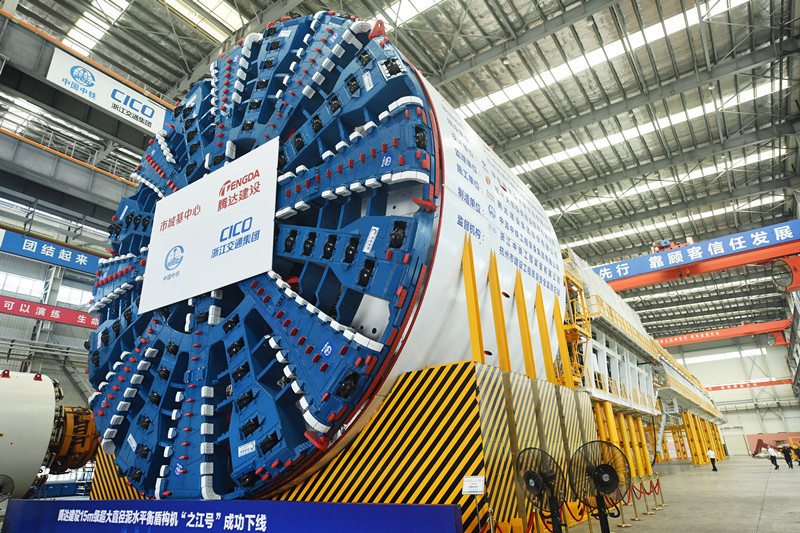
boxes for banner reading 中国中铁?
[46,48,167,134]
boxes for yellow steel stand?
[601,401,628,527]
[625,415,646,479]
[699,419,713,459]
[691,414,709,464]
[627,414,654,516]
[708,420,725,460]
[593,403,608,441]
[713,424,727,459]
[616,413,637,477]
[694,415,709,457]
[661,434,670,461]
[673,429,686,460]
[462,234,485,364]
[710,424,722,459]
[634,417,661,511]
[553,298,575,389]
[649,422,662,464]
[635,417,653,476]
[680,429,690,460]
[690,414,706,464]
[686,413,706,465]
[488,252,512,372]
[602,402,620,449]
[534,284,557,384]
[513,271,537,379]
[680,414,696,464]
[614,412,640,523]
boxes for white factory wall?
[0,251,95,405]
[669,337,800,455]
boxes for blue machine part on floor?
[85,12,438,500]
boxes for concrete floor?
[566,456,800,532]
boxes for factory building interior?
[0,0,798,531]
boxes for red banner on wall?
[0,295,98,329]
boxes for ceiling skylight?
[514,80,783,177]
[456,0,751,119]
[547,149,782,217]
[166,0,244,42]
[567,194,784,248]
[63,0,130,56]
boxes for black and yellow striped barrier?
[91,448,146,500]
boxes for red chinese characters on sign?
[218,181,261,212]
[0,295,98,329]
[159,204,202,232]
[657,330,722,346]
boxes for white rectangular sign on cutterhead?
[138,139,278,313]
[46,48,167,134]
[462,475,485,495]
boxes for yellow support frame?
[634,416,653,475]
[534,284,557,383]
[487,252,512,372]
[624,414,646,478]
[616,412,637,477]
[593,402,609,441]
[461,234,484,364]
[513,271,537,379]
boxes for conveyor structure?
[563,251,724,423]
[86,12,565,500]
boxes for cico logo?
[111,89,156,118]
[219,169,260,197]
[220,217,253,242]
[164,245,184,271]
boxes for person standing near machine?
[768,445,779,469]
[706,447,718,471]
[780,446,794,469]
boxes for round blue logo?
[165,245,184,271]
[70,65,95,87]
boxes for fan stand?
[546,492,563,533]
[594,490,611,533]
